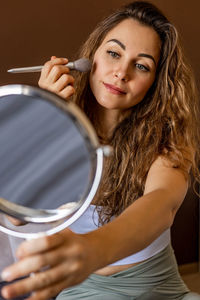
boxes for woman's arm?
[1,156,189,300]
[86,156,189,267]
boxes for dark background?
[0,0,199,265]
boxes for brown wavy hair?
[71,1,200,224]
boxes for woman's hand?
[38,56,75,100]
[1,229,97,300]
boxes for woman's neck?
[96,108,120,139]
[95,105,130,140]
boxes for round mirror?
[0,85,106,239]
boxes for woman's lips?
[103,83,126,95]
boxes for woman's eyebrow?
[106,39,126,50]
[106,39,156,66]
[138,53,156,66]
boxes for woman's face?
[89,19,161,112]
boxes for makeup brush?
[7,58,92,73]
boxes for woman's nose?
[113,65,130,82]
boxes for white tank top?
[70,205,170,266]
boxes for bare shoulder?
[144,155,190,211]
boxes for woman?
[1,1,200,300]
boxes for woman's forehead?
[101,19,161,63]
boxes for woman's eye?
[135,63,149,72]
[107,50,120,59]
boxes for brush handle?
[7,62,74,74]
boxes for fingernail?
[1,270,11,281]
[1,287,10,299]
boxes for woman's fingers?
[40,57,68,80]
[38,56,76,100]
[26,272,84,300]
[1,252,87,300]
[16,229,72,258]
[2,270,77,300]
[46,65,71,84]
[2,229,73,282]
[2,247,65,281]
[53,73,75,92]
[24,279,71,300]
[6,216,27,226]
[1,264,66,300]
[1,230,94,300]
[24,278,71,300]
[59,85,75,99]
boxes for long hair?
[72,1,200,224]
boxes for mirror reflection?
[0,94,91,211]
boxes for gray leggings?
[56,244,200,300]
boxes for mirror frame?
[0,84,104,239]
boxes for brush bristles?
[74,58,92,72]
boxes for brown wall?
[1,0,200,87]
[1,0,200,264]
